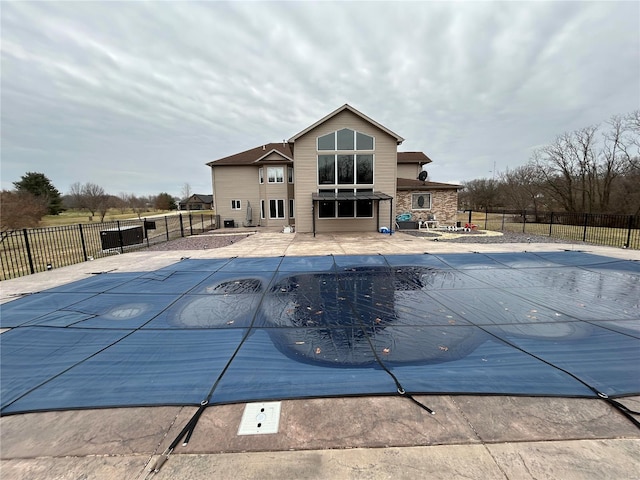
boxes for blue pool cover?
[1,252,639,415]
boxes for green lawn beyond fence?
[1,213,220,280]
[463,210,639,250]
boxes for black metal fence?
[1,213,220,281]
[464,209,640,250]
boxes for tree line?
[459,111,639,216]
[1,172,182,230]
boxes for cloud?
[1,1,638,197]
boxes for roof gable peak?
[288,104,404,144]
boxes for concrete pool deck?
[1,230,639,479]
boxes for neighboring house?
[178,194,213,211]
[207,104,459,234]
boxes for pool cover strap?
[597,394,640,429]
[350,295,436,415]
[154,258,286,474]
[152,400,208,473]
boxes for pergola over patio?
[310,191,394,237]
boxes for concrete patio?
[1,230,639,480]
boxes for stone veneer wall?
[396,190,459,225]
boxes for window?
[336,129,354,150]
[289,199,295,218]
[317,189,373,219]
[231,199,241,210]
[318,132,335,150]
[356,132,374,150]
[318,189,335,218]
[356,189,373,218]
[267,166,284,183]
[318,155,373,186]
[317,129,374,187]
[318,155,335,184]
[411,193,432,210]
[317,129,374,151]
[337,189,354,217]
[337,155,354,184]
[258,167,264,184]
[356,155,373,184]
[260,200,265,219]
[269,199,285,218]
[288,166,294,183]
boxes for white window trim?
[411,193,432,210]
[317,129,375,151]
[259,167,264,184]
[316,154,375,187]
[289,199,295,218]
[269,199,285,219]
[288,166,294,183]
[316,189,374,219]
[231,199,241,210]
[267,166,284,184]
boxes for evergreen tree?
[154,192,177,210]
[13,172,64,215]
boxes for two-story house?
[207,104,459,235]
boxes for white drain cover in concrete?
[237,402,282,435]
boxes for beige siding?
[212,166,261,227]
[262,170,290,227]
[213,163,294,228]
[397,164,421,179]
[293,110,398,234]
[287,182,295,225]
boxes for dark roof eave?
[397,185,461,191]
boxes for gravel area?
[145,233,252,251]
[401,230,587,244]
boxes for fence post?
[189,214,193,236]
[201,214,205,233]
[179,214,184,237]
[549,212,554,237]
[22,229,35,274]
[484,207,488,230]
[501,210,505,231]
[625,215,633,248]
[522,210,526,233]
[117,221,124,254]
[165,216,170,241]
[78,224,88,261]
[582,214,589,242]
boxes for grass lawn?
[40,209,216,227]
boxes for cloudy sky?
[2,1,638,199]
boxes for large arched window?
[317,129,374,151]
[317,129,374,187]
[316,129,375,219]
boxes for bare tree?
[459,178,501,210]
[180,183,192,201]
[68,182,85,209]
[625,110,640,169]
[129,195,148,219]
[116,192,131,213]
[1,190,47,230]
[597,115,630,212]
[532,113,639,214]
[499,163,545,214]
[79,183,107,217]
